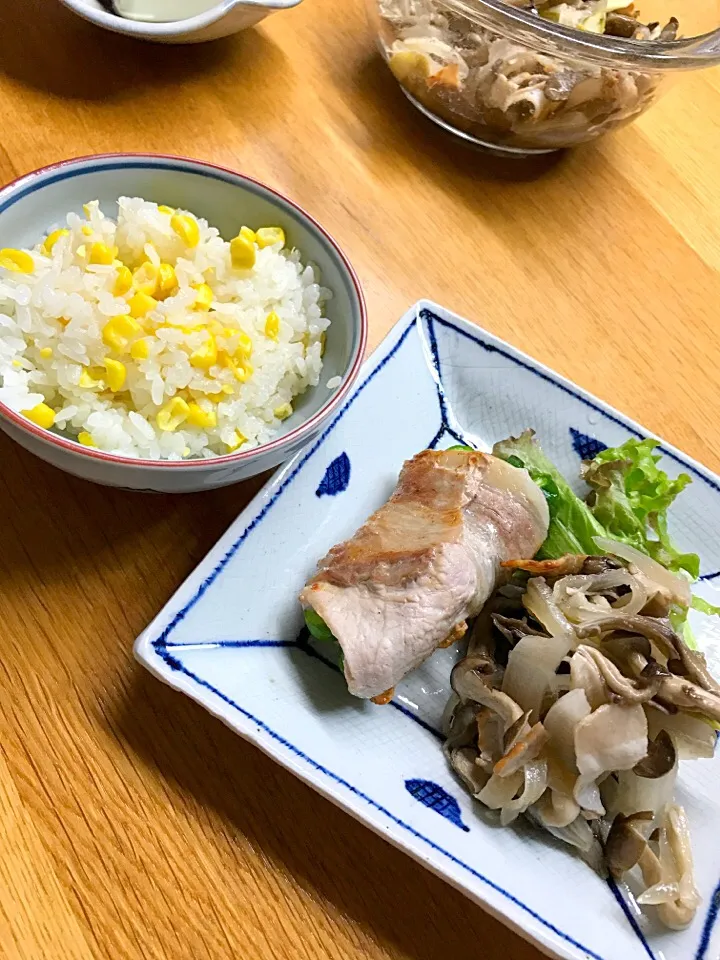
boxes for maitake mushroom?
[444,558,716,929]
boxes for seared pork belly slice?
[300,449,549,700]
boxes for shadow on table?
[0,432,263,588]
[349,51,567,185]
[112,664,537,960]
[332,48,623,275]
[0,0,274,103]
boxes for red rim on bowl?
[0,154,368,469]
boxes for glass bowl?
[369,0,720,154]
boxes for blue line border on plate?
[424,309,720,494]
[146,306,720,960]
[607,879,657,960]
[154,643,606,960]
[696,878,720,960]
[155,635,447,742]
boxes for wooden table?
[1,2,719,958]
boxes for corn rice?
[0,198,332,460]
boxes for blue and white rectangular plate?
[135,301,720,960]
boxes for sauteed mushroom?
[444,553,713,930]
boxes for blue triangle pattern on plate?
[405,779,470,832]
[570,427,608,461]
[316,452,351,497]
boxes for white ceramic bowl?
[59,0,301,44]
[0,154,367,493]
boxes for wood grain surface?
[0,1,718,958]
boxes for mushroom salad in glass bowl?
[368,0,720,154]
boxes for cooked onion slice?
[553,570,648,623]
[593,537,691,606]
[636,805,701,929]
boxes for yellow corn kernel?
[186,403,217,429]
[157,205,174,215]
[132,262,159,297]
[0,249,34,273]
[274,402,293,421]
[113,264,133,297]
[235,332,253,358]
[264,311,280,341]
[226,430,247,452]
[11,359,22,369]
[21,402,55,429]
[130,337,150,361]
[181,320,207,333]
[158,318,204,336]
[43,229,69,255]
[255,227,285,249]
[39,347,53,359]
[240,226,256,243]
[189,335,217,369]
[103,357,126,392]
[156,397,190,432]
[230,234,256,270]
[79,368,101,389]
[156,263,177,300]
[191,282,214,311]
[170,213,200,248]
[88,242,117,265]
[233,360,253,383]
[102,314,142,352]
[77,432,95,447]
[81,225,93,237]
[206,391,225,403]
[128,292,158,318]
[222,384,234,395]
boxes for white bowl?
[0,154,367,493]
[58,0,301,44]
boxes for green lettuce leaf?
[493,431,606,558]
[494,433,718,642]
[691,596,720,617]
[673,599,720,654]
[582,438,698,578]
[669,602,697,649]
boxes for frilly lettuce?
[582,438,697,578]
[493,431,699,580]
